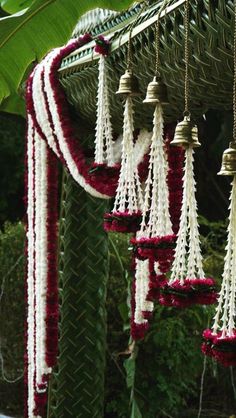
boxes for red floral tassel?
[202,329,236,367]
[160,278,217,308]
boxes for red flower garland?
[159,278,217,308]
[202,329,236,367]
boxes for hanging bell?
[143,76,169,105]
[116,69,140,96]
[218,142,236,176]
[171,116,201,148]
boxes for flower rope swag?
[159,147,217,308]
[93,36,116,170]
[25,32,152,417]
[202,178,236,366]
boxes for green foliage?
[0,0,137,113]
[0,221,25,417]
[0,112,25,226]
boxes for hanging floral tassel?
[165,125,184,235]
[160,147,217,308]
[104,95,143,233]
[131,258,154,340]
[131,104,176,274]
[202,177,236,367]
[92,36,116,170]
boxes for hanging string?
[126,1,148,72]
[233,0,236,143]
[184,0,190,116]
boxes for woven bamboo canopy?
[59,0,234,132]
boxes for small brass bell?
[116,69,140,96]
[143,76,169,105]
[171,116,201,148]
[218,142,236,176]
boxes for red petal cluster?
[202,329,236,367]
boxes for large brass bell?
[116,69,140,96]
[171,116,201,148]
[218,142,236,176]
[143,76,169,105]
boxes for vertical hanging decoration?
[93,36,116,169]
[159,0,217,308]
[104,5,145,234]
[131,1,176,339]
[202,1,236,367]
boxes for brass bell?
[116,69,140,96]
[218,142,236,176]
[143,76,169,105]
[171,116,201,148]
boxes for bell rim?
[217,170,236,176]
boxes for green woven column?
[49,172,109,418]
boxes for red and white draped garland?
[202,177,236,366]
[160,147,217,308]
[25,35,153,417]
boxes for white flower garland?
[212,177,236,337]
[134,259,153,325]
[26,40,153,418]
[113,97,143,213]
[95,55,115,166]
[26,116,36,418]
[139,104,172,238]
[170,147,205,284]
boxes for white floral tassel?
[140,104,172,238]
[212,177,236,336]
[170,147,204,284]
[113,96,143,213]
[132,104,175,283]
[202,177,236,366]
[160,147,217,308]
[132,259,153,340]
[104,96,143,233]
[94,55,114,166]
